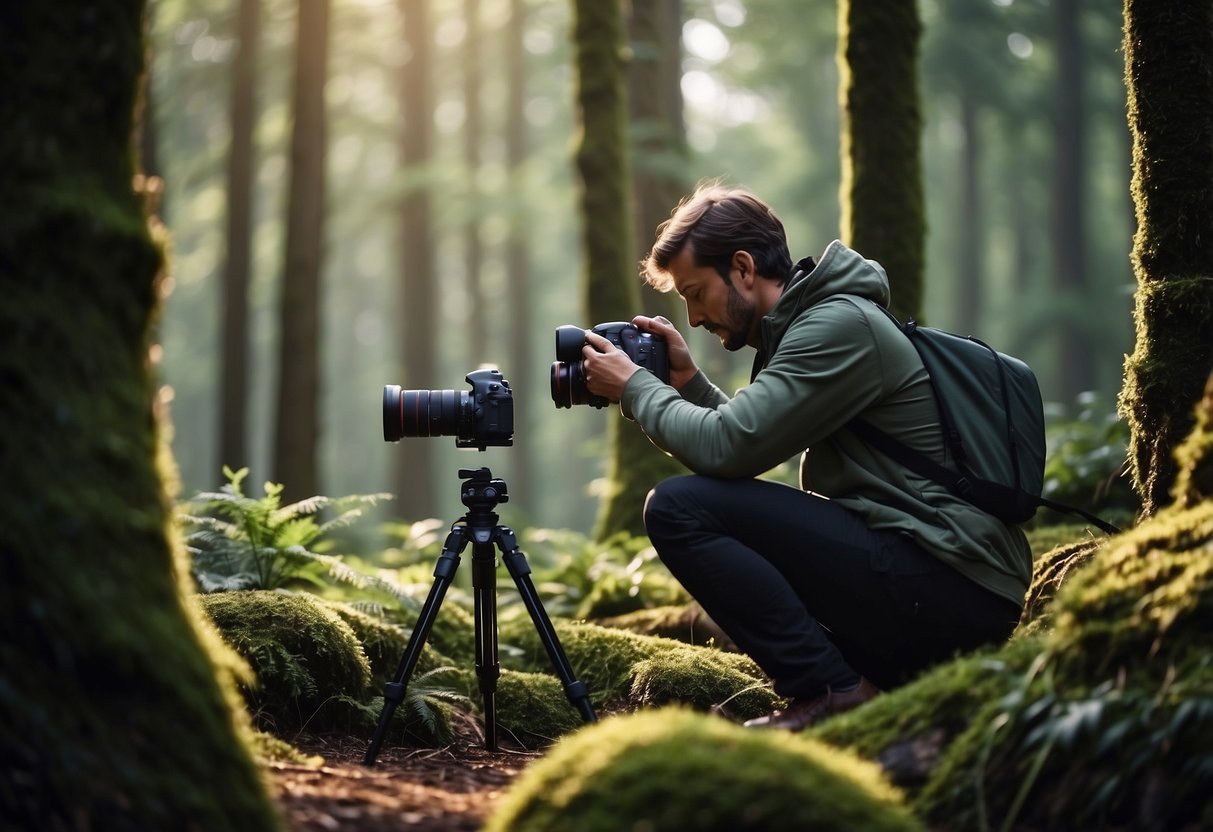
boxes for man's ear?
[733,250,757,287]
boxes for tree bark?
[572,0,666,540]
[393,0,439,521]
[837,0,925,322]
[505,0,535,508]
[272,0,329,501]
[220,0,260,476]
[1118,0,1213,516]
[0,3,278,827]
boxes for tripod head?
[458,467,508,513]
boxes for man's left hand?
[582,330,642,403]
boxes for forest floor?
[269,733,541,831]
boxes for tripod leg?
[497,528,598,725]
[471,539,501,750]
[363,526,467,766]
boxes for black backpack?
[849,305,1119,535]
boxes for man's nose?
[685,301,703,328]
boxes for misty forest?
[4,0,1213,830]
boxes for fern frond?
[271,495,331,525]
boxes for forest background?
[149,0,1131,542]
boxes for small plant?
[521,528,689,619]
[1042,393,1136,518]
[181,466,393,594]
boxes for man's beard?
[716,282,753,352]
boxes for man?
[581,184,1030,731]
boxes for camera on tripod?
[550,321,670,409]
[382,368,513,450]
[367,367,597,763]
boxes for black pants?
[644,475,1021,698]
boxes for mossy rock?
[485,708,922,831]
[501,617,768,710]
[811,637,1041,789]
[628,646,780,721]
[326,601,451,685]
[451,667,587,748]
[385,596,477,665]
[200,590,371,735]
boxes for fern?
[180,466,395,595]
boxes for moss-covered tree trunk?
[0,3,279,828]
[628,0,690,328]
[1118,0,1213,516]
[572,0,671,540]
[837,0,926,322]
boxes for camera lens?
[382,385,467,442]
[550,361,581,409]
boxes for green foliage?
[887,502,1213,830]
[486,708,922,832]
[1041,393,1136,518]
[522,528,690,619]
[181,466,392,594]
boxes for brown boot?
[743,678,880,732]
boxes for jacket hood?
[752,241,892,378]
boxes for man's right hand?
[632,315,699,390]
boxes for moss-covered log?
[0,4,278,827]
[1118,0,1213,515]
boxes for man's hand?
[631,315,699,390]
[582,330,642,403]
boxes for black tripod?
[364,467,597,764]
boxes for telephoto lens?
[383,386,467,442]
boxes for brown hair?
[640,183,793,292]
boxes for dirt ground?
[270,733,541,831]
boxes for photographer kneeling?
[581,184,1030,731]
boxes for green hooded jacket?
[621,240,1032,607]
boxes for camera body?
[383,368,513,450]
[550,321,669,409]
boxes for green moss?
[628,646,780,720]
[906,502,1213,829]
[200,591,372,735]
[1024,522,1108,557]
[501,617,769,713]
[1,6,278,827]
[450,667,586,748]
[1018,537,1106,636]
[1171,373,1213,509]
[487,708,922,832]
[812,638,1040,768]
[596,603,735,649]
